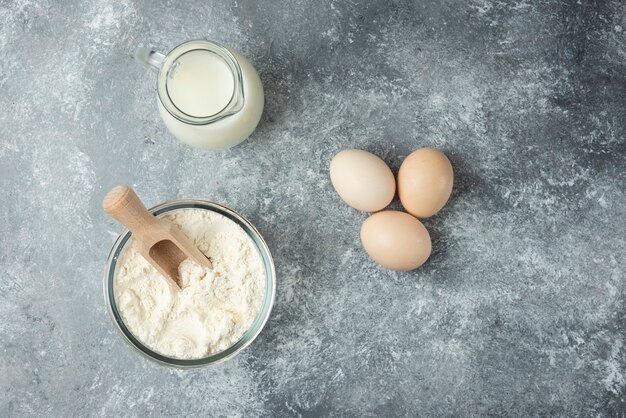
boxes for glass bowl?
[103,198,276,368]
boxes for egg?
[397,147,453,218]
[360,210,432,271]
[330,149,395,212]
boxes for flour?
[114,208,265,359]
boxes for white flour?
[114,208,265,359]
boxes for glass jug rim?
[156,39,245,126]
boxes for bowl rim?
[103,198,276,368]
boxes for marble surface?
[1,0,625,416]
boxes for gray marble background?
[1,0,625,416]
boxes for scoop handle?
[103,186,159,235]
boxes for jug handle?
[135,47,165,72]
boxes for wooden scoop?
[103,185,212,289]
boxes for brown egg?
[397,147,453,218]
[360,210,432,271]
[330,149,395,212]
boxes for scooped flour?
[114,208,265,359]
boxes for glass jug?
[136,40,264,150]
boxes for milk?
[139,40,264,150]
[158,48,264,150]
[167,50,235,117]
